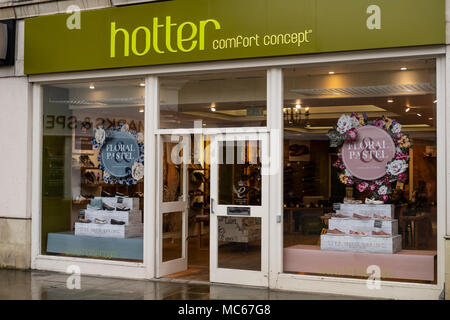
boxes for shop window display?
[282,59,438,283]
[42,79,145,261]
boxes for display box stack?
[320,203,402,254]
[75,197,143,239]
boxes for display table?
[284,244,436,281]
[47,232,143,260]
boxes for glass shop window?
[159,70,267,129]
[41,79,145,262]
[282,59,438,284]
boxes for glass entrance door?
[157,135,189,277]
[210,133,269,287]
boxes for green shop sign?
[24,0,445,74]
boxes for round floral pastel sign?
[341,126,396,181]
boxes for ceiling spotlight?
[89,84,95,89]
[417,113,422,117]
[387,99,394,103]
[428,117,433,120]
[295,104,301,109]
[405,107,410,112]
[211,107,216,112]
[140,83,145,87]
[139,108,144,113]
[400,67,407,71]
[305,107,310,112]
[328,71,335,75]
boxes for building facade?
[0,0,449,299]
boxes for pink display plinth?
[284,245,436,281]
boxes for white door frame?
[209,132,270,287]
[156,134,189,277]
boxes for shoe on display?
[373,214,391,221]
[103,203,115,211]
[77,218,91,223]
[192,172,206,183]
[333,213,349,219]
[115,192,128,197]
[192,202,204,208]
[189,189,204,196]
[94,218,107,224]
[84,171,97,184]
[116,205,130,211]
[365,198,384,205]
[349,230,368,236]
[101,190,114,197]
[74,195,87,201]
[352,213,371,220]
[327,228,345,235]
[372,230,391,237]
[111,219,126,225]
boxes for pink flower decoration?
[395,152,409,161]
[369,184,377,192]
[346,128,357,141]
[398,172,407,182]
[357,182,368,192]
[381,194,388,202]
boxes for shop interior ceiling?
[48,59,436,137]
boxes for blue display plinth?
[47,232,143,260]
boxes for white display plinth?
[320,234,402,254]
[74,222,143,239]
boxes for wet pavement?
[0,269,363,300]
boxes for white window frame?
[30,45,446,299]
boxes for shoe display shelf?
[75,196,143,239]
[321,203,402,254]
[85,209,142,225]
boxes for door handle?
[211,198,215,214]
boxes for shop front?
[24,0,447,299]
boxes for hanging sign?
[341,126,396,181]
[92,123,145,185]
[328,113,411,202]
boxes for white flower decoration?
[136,132,144,144]
[131,162,144,181]
[391,123,402,134]
[120,124,130,132]
[386,160,408,176]
[103,171,111,180]
[337,115,353,134]
[95,128,106,144]
[350,117,360,129]
[378,185,388,195]
[344,169,353,177]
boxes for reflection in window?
[218,140,262,206]
[218,216,261,271]
[282,59,438,284]
[42,79,145,262]
[159,71,267,129]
